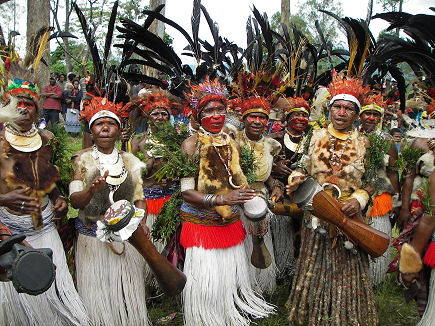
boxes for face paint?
[246,115,267,125]
[366,116,376,121]
[201,114,226,133]
[288,117,308,132]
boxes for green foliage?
[140,123,199,181]
[240,145,258,184]
[364,133,392,190]
[394,142,426,176]
[47,124,76,199]
[151,188,182,242]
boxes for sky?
[163,0,434,62]
[1,0,434,61]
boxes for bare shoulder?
[72,147,92,162]
[181,133,198,155]
[411,137,429,151]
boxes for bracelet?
[0,226,12,235]
[203,194,219,208]
[57,195,67,201]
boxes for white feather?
[0,96,22,123]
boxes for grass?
[61,134,421,325]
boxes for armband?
[351,189,370,211]
[180,177,195,192]
[69,180,85,195]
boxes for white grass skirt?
[182,243,276,326]
[76,234,150,326]
[417,268,435,326]
[0,226,89,326]
[241,212,277,294]
[369,214,392,286]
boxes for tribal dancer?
[359,93,400,285]
[0,76,89,325]
[286,73,378,325]
[130,90,178,253]
[227,96,283,293]
[70,96,150,326]
[180,78,275,326]
[392,103,435,317]
[271,97,311,279]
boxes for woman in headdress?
[359,93,400,285]
[226,95,283,294]
[179,77,275,326]
[0,74,89,325]
[70,95,150,326]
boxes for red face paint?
[246,115,267,125]
[201,114,226,133]
[366,117,376,121]
[288,117,308,132]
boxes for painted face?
[287,110,309,132]
[91,117,120,150]
[199,100,226,133]
[149,107,170,124]
[15,97,38,131]
[361,110,381,132]
[244,112,268,139]
[330,100,357,131]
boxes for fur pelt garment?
[197,132,247,219]
[76,151,145,224]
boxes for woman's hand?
[90,171,109,195]
[221,187,256,205]
[341,198,361,218]
[0,188,39,214]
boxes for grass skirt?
[369,213,392,286]
[76,234,150,326]
[270,213,295,280]
[0,208,89,326]
[417,268,435,326]
[241,212,277,294]
[182,243,275,326]
[287,220,378,325]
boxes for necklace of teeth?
[328,131,352,168]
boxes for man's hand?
[270,186,284,202]
[0,188,39,214]
[221,186,256,205]
[51,197,68,220]
[273,159,292,176]
[286,173,306,196]
[121,127,132,142]
[398,208,411,229]
[341,198,361,218]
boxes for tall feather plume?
[23,26,53,69]
[320,10,358,77]
[103,1,118,72]
[191,0,201,63]
[73,2,103,88]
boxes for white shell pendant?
[229,175,243,189]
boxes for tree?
[27,0,51,84]
[281,0,290,34]
[50,0,75,72]
[295,0,343,45]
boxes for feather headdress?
[80,95,125,126]
[186,76,227,121]
[328,71,369,111]
[361,92,385,116]
[126,90,173,118]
